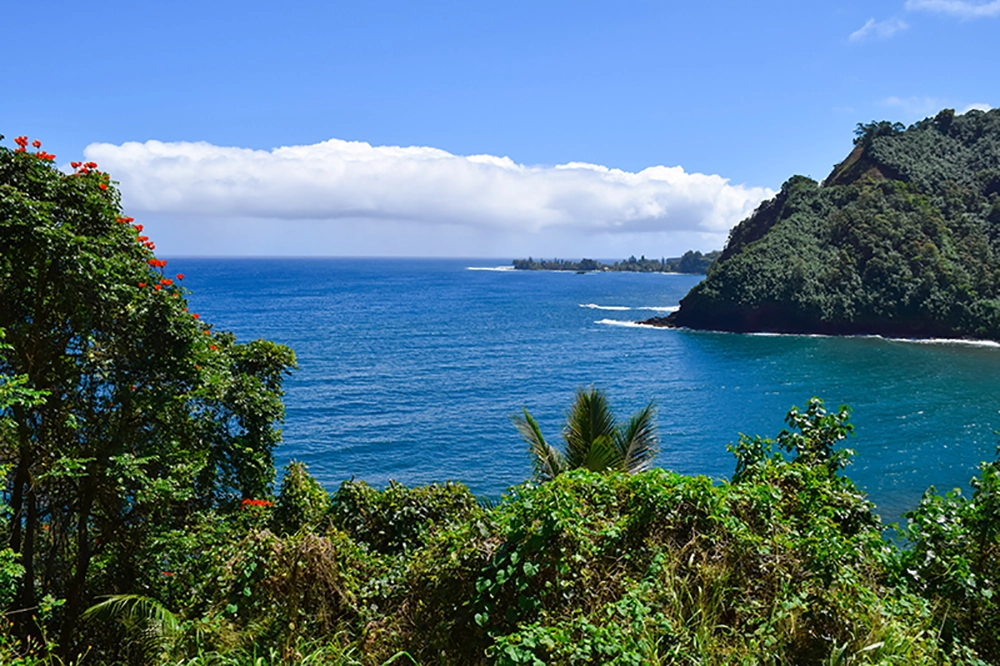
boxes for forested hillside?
[655,108,1000,339]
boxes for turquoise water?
[171,257,1000,524]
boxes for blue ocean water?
[170,257,1000,524]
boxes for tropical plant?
[513,387,658,481]
[81,594,180,663]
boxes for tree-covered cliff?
[655,108,1000,339]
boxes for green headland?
[645,108,1000,341]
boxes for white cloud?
[963,102,993,113]
[85,139,773,243]
[905,0,1000,18]
[849,17,909,41]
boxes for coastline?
[634,312,1000,348]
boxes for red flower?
[14,136,28,147]
[176,273,184,280]
[99,183,107,191]
[138,282,146,288]
[85,161,97,168]
[134,224,143,232]
[72,162,82,169]
[31,140,41,148]
[210,344,216,350]
[154,284,162,291]
[137,235,148,242]
[161,571,175,577]
[192,313,200,319]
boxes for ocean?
[170,257,1000,525]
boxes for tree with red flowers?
[0,134,296,654]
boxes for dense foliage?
[661,108,1000,339]
[512,251,720,274]
[2,134,999,664]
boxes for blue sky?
[4,0,997,257]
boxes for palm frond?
[513,408,565,481]
[477,494,503,511]
[616,400,659,473]
[582,434,623,473]
[563,387,617,469]
[83,593,180,661]
[83,593,180,634]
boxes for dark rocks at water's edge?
[650,108,1000,342]
[637,314,677,328]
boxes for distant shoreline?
[512,250,720,275]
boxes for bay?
[170,257,1000,524]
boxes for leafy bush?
[900,451,1000,662]
[274,461,332,535]
[329,480,483,557]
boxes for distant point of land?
[512,250,720,275]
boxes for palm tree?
[513,387,659,481]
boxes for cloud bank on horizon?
[84,138,773,256]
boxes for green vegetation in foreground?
[2,135,1000,665]
[512,250,721,274]
[663,108,1000,339]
